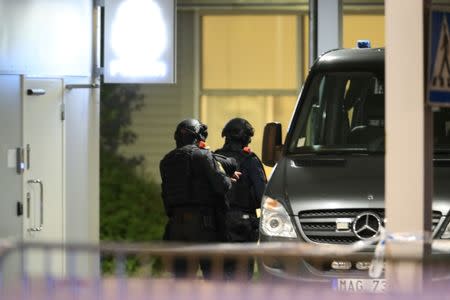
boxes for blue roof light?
[357,40,371,48]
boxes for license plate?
[332,278,386,293]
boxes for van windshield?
[287,72,450,154]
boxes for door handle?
[27,179,43,232]
[26,144,31,170]
[26,192,31,219]
[26,88,46,96]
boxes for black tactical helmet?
[222,118,254,146]
[174,118,208,147]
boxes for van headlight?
[260,196,297,238]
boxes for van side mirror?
[262,122,283,167]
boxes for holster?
[171,209,216,231]
[225,211,259,242]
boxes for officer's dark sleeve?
[247,155,267,208]
[193,150,232,196]
[213,153,237,176]
[159,159,171,216]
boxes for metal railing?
[0,239,450,299]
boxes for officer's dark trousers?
[224,257,254,280]
[163,209,218,279]
[224,211,259,280]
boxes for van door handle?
[27,179,43,232]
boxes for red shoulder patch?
[243,146,252,154]
[198,141,208,149]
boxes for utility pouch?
[202,215,216,231]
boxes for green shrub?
[100,84,167,275]
[100,150,166,243]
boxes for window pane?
[200,95,297,174]
[343,15,385,48]
[202,15,298,90]
[302,14,385,77]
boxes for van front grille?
[307,236,361,244]
[298,209,442,245]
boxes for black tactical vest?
[161,144,218,210]
[215,148,256,211]
[160,145,194,209]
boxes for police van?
[258,44,450,291]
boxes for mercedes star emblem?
[352,212,381,240]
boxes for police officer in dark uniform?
[160,118,238,279]
[215,118,267,279]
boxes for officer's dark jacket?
[160,144,232,216]
[215,142,267,212]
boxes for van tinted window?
[287,72,450,154]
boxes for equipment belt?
[228,210,257,219]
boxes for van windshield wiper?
[434,147,450,154]
[292,147,383,155]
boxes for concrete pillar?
[310,0,342,66]
[385,0,432,292]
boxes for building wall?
[65,77,100,276]
[120,11,197,181]
[0,0,99,256]
[0,75,22,239]
[0,0,92,76]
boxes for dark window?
[288,71,450,154]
